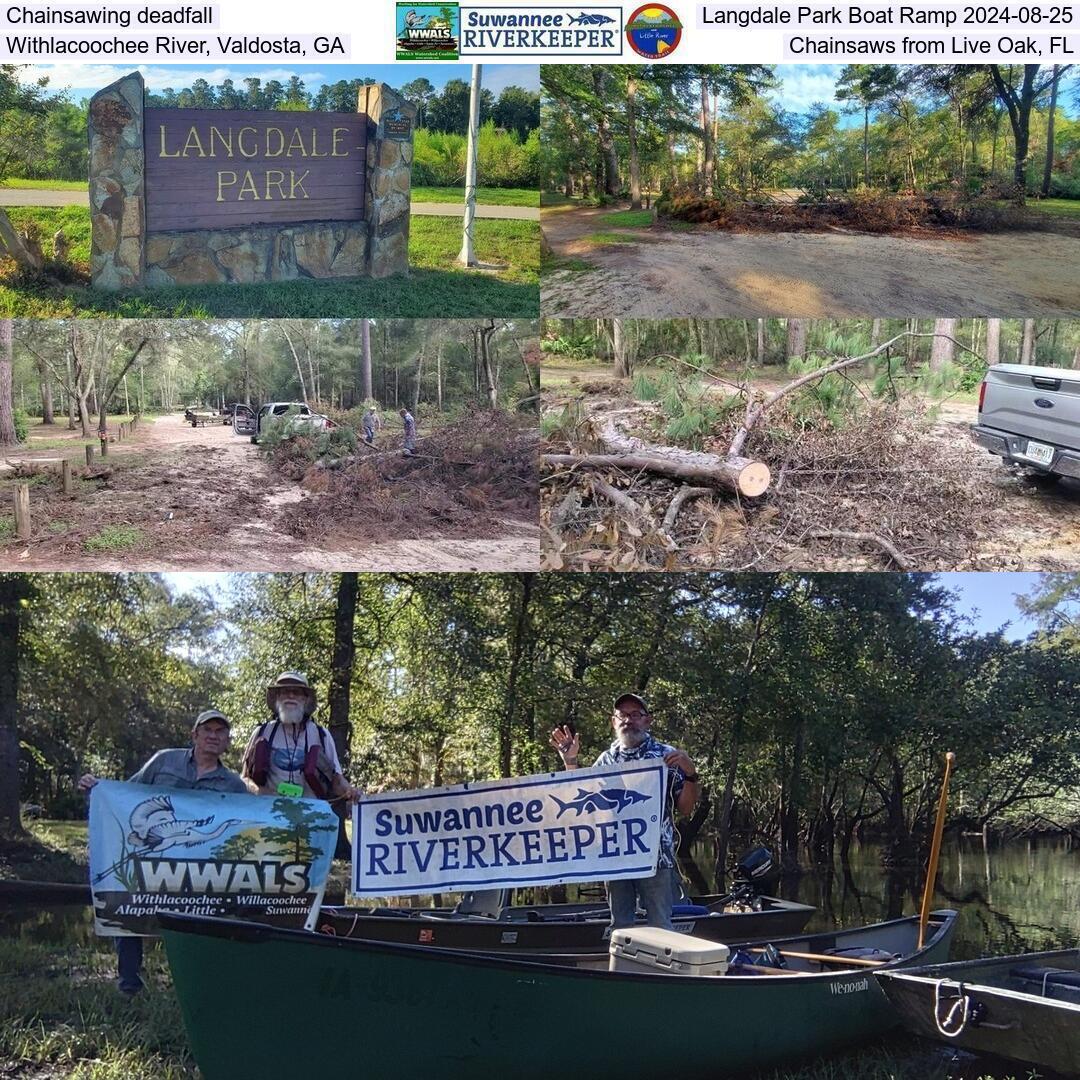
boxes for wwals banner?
[89,781,337,936]
[351,763,666,897]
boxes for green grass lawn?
[583,231,646,246]
[0,208,538,317]
[412,185,538,207]
[1029,197,1080,218]
[596,209,654,228]
[0,177,85,190]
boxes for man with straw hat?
[241,672,360,804]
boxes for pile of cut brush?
[541,400,1002,572]
[273,410,538,541]
[656,192,1058,236]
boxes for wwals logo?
[396,3,461,60]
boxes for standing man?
[549,693,699,930]
[78,709,247,995]
[362,405,380,446]
[399,407,417,456]
[241,672,360,804]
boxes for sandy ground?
[542,205,1080,317]
[0,414,539,571]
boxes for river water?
[5,835,1077,962]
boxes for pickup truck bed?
[972,363,1080,479]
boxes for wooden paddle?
[748,948,886,968]
[917,751,956,950]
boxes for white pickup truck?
[232,402,335,444]
[971,364,1080,481]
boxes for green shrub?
[13,408,28,443]
[412,123,539,189]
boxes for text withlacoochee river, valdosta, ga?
[361,798,652,877]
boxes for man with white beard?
[241,672,360,804]
[549,693,699,930]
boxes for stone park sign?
[88,72,416,289]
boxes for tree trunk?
[412,346,425,413]
[360,319,373,401]
[785,319,807,362]
[0,209,44,273]
[436,339,443,412]
[98,339,149,435]
[612,319,630,378]
[756,319,765,366]
[863,105,870,186]
[499,574,534,778]
[39,358,54,425]
[985,318,1001,366]
[593,70,620,196]
[700,76,715,197]
[1041,65,1060,197]
[929,319,957,372]
[327,573,358,859]
[1020,318,1036,365]
[627,74,641,210]
[0,576,30,835]
[0,319,17,447]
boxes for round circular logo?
[625,4,683,58]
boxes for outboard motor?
[727,847,780,911]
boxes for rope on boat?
[933,979,971,1038]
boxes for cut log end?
[736,460,771,498]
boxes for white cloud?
[771,65,843,113]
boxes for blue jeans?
[607,867,674,930]
[116,936,144,993]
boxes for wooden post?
[14,484,30,540]
[100,436,108,458]
[85,444,94,467]
[61,459,73,495]
[117,424,124,441]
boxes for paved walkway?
[0,188,539,220]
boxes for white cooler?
[608,927,730,976]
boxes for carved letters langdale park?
[144,110,367,232]
[88,72,416,288]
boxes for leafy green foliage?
[82,525,143,553]
[12,407,28,443]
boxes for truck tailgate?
[979,364,1080,453]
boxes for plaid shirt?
[594,733,683,869]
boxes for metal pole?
[457,64,482,267]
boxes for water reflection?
[5,836,1078,961]
[680,835,1080,960]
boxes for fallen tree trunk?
[0,211,44,273]
[541,453,770,497]
[586,405,771,496]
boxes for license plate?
[1023,440,1055,466]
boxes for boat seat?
[1011,965,1080,992]
[825,947,897,962]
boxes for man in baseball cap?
[78,707,247,994]
[549,691,700,930]
[241,672,360,804]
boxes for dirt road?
[1,414,539,571]
[542,205,1080,317]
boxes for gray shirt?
[128,748,247,794]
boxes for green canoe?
[161,908,957,1079]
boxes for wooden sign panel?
[144,109,367,233]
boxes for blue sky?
[26,62,539,102]
[163,572,1045,641]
